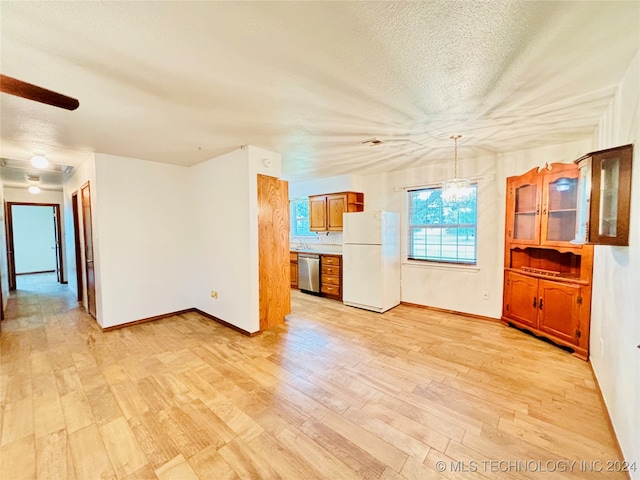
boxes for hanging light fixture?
[441,134,471,202]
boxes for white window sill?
[402,260,480,273]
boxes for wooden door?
[4,202,16,290]
[258,174,290,330]
[72,192,83,302]
[538,280,581,345]
[81,182,96,318]
[327,194,347,231]
[507,171,541,245]
[309,195,327,231]
[540,166,579,246]
[52,206,64,283]
[504,271,538,328]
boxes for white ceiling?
[1,1,639,188]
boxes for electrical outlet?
[210,291,218,300]
[482,290,489,300]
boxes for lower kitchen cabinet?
[290,252,298,289]
[320,254,342,300]
[503,270,588,358]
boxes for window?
[290,198,315,236]
[407,184,477,264]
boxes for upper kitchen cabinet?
[506,163,579,249]
[573,144,633,246]
[309,192,364,232]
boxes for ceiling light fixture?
[441,134,471,202]
[30,155,49,169]
[28,185,41,195]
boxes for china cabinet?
[503,163,593,359]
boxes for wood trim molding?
[100,307,258,337]
[400,301,500,324]
[192,308,258,337]
[16,270,56,276]
[101,309,195,332]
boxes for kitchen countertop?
[290,249,342,256]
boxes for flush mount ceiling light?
[28,185,41,194]
[30,154,49,169]
[441,134,471,202]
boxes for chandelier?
[441,134,471,202]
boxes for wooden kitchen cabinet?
[573,144,633,246]
[309,192,364,232]
[320,254,342,299]
[503,163,593,360]
[290,252,298,289]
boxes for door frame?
[81,182,96,318]
[5,202,65,290]
[71,191,83,302]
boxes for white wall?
[12,206,57,274]
[590,50,639,477]
[3,187,64,204]
[93,154,193,328]
[190,145,282,334]
[359,139,592,318]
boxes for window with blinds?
[407,184,478,264]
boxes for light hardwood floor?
[0,274,626,479]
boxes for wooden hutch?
[502,162,593,359]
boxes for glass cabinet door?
[574,144,633,246]
[513,182,539,242]
[542,173,578,244]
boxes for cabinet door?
[541,168,578,246]
[507,172,541,245]
[538,280,581,345]
[586,145,633,246]
[504,271,538,327]
[290,261,298,288]
[309,195,327,231]
[327,194,347,231]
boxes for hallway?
[0,278,627,479]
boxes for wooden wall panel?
[257,174,290,330]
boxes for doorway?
[5,202,64,290]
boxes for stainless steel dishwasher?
[298,253,320,294]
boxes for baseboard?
[16,270,56,276]
[101,309,194,332]
[100,307,256,337]
[589,364,631,480]
[400,301,500,323]
[192,308,257,337]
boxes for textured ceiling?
[1,1,639,188]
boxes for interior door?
[4,202,16,290]
[52,205,64,283]
[81,182,97,318]
[72,191,83,301]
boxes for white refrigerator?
[342,210,400,313]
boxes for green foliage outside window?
[407,185,477,264]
